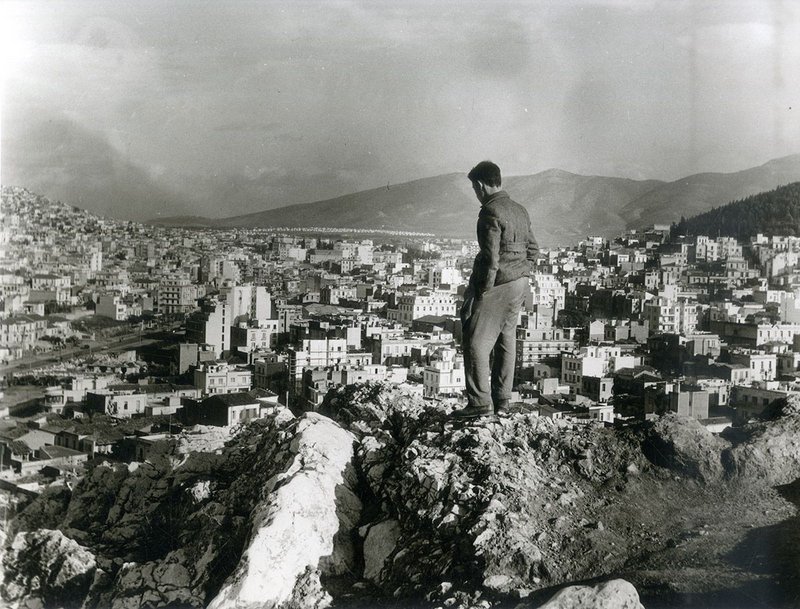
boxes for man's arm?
[472,210,501,297]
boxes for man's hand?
[461,287,475,320]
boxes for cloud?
[3,0,800,220]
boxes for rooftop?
[201,388,277,407]
[39,445,86,459]
[107,383,196,394]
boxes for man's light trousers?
[461,277,528,409]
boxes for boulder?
[207,412,361,609]
[363,519,401,583]
[1,529,96,608]
[528,579,644,609]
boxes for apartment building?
[193,362,253,396]
[423,348,465,398]
[186,297,231,355]
[287,338,372,380]
[561,345,639,395]
[643,297,699,335]
[157,276,198,314]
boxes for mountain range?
[5,117,800,247]
[150,154,800,246]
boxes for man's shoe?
[494,399,510,414]
[451,404,494,419]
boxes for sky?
[2,0,800,220]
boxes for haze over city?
[2,0,800,220]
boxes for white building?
[428,266,463,290]
[231,319,280,352]
[392,290,456,325]
[157,275,198,314]
[287,338,372,380]
[643,297,699,335]
[193,362,253,397]
[96,294,128,321]
[561,345,639,395]
[730,350,778,383]
[186,297,231,355]
[529,273,566,311]
[222,285,272,324]
[423,348,465,398]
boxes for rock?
[207,413,361,609]
[109,550,202,609]
[723,409,800,485]
[174,426,231,454]
[641,414,728,483]
[529,579,643,609]
[759,393,800,420]
[483,574,513,592]
[188,480,212,503]
[11,380,787,609]
[1,529,96,607]
[363,519,401,583]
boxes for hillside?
[5,384,800,609]
[153,171,662,247]
[621,153,800,230]
[673,181,800,239]
[150,154,800,247]
[222,170,663,247]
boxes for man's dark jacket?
[469,190,539,297]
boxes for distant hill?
[152,171,663,247]
[621,154,800,230]
[151,154,800,247]
[674,182,800,239]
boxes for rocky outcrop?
[362,519,401,583]
[7,382,800,608]
[208,413,361,609]
[320,384,650,600]
[1,529,96,608]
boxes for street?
[0,323,181,379]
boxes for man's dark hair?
[468,161,502,187]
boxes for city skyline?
[2,0,800,221]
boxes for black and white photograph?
[2,1,800,607]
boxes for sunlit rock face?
[529,579,644,609]
[208,413,361,609]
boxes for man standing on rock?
[453,161,539,419]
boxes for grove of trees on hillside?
[673,182,800,239]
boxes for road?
[0,324,181,379]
